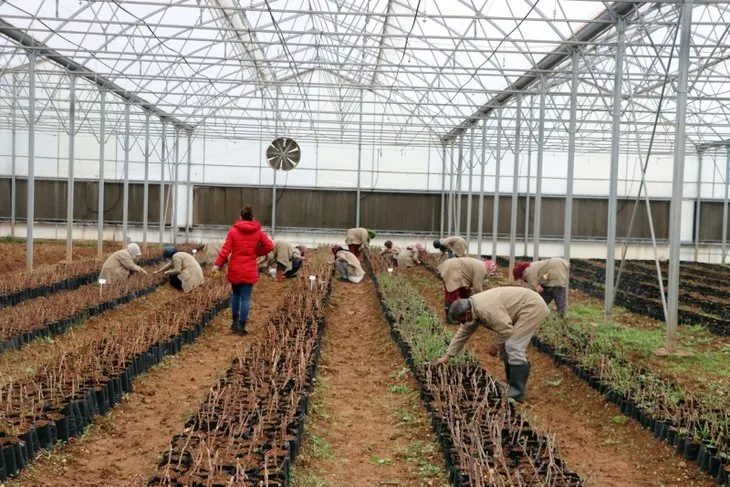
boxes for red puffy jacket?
[215,220,274,284]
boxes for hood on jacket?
[233,220,262,234]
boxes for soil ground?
[15,277,292,486]
[404,266,716,487]
[292,276,448,487]
[0,239,132,273]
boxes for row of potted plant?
[149,254,333,486]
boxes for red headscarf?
[513,261,531,280]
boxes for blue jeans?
[231,283,253,323]
[446,249,454,259]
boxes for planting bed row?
[532,316,730,485]
[150,255,333,485]
[0,278,230,480]
[0,250,166,308]
[0,268,166,352]
[587,258,730,286]
[366,251,581,486]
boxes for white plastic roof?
[0,1,729,151]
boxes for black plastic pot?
[683,440,700,461]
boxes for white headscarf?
[127,243,141,257]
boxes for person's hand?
[487,344,499,357]
[431,355,451,366]
[139,269,148,275]
[152,270,159,275]
[536,284,544,294]
[211,265,220,276]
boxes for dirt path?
[16,278,292,486]
[404,267,715,487]
[292,276,447,487]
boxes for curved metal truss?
[0,0,728,151]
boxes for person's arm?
[214,231,234,268]
[165,256,183,276]
[445,321,479,357]
[472,266,487,293]
[154,261,173,275]
[119,252,146,274]
[256,232,275,257]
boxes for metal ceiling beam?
[0,18,194,133]
[441,1,646,142]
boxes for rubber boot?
[237,320,249,335]
[507,363,531,402]
[231,316,241,334]
[503,359,511,383]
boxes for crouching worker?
[437,257,492,324]
[195,240,225,267]
[396,243,425,269]
[263,241,306,281]
[154,246,204,293]
[100,243,147,284]
[513,257,569,319]
[433,236,468,259]
[433,287,549,402]
[379,240,401,266]
[345,227,376,258]
[332,245,365,283]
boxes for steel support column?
[466,125,475,248]
[605,19,624,318]
[533,79,546,260]
[142,113,150,250]
[356,88,364,228]
[440,145,446,238]
[564,49,579,307]
[666,0,694,349]
[456,134,464,235]
[122,102,131,244]
[477,116,487,257]
[26,51,36,271]
[186,131,192,241]
[10,73,17,238]
[524,103,532,257]
[447,143,455,235]
[172,129,179,245]
[723,147,729,262]
[693,152,702,261]
[97,90,106,260]
[160,121,167,246]
[492,108,502,262]
[509,96,522,279]
[66,74,76,262]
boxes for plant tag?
[98,278,106,297]
[98,279,106,285]
[387,268,393,274]
[309,275,316,289]
[192,249,197,254]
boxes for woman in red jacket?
[212,206,274,335]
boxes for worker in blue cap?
[154,246,204,293]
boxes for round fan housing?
[266,137,301,171]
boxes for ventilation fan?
[266,137,301,171]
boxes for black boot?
[237,320,248,335]
[231,316,242,334]
[507,363,531,402]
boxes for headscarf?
[432,239,443,251]
[367,229,377,240]
[384,240,393,249]
[484,259,498,277]
[127,243,141,257]
[295,244,308,256]
[331,244,343,255]
[513,261,531,280]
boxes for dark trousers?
[541,286,567,318]
[169,274,183,291]
[444,286,471,306]
[231,283,253,323]
[284,258,302,278]
[348,244,361,258]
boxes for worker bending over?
[513,257,569,319]
[154,246,204,293]
[434,287,549,402]
[99,243,147,284]
[332,245,365,283]
[196,240,225,267]
[345,227,376,258]
[396,243,425,269]
[260,241,306,281]
[437,257,492,323]
[433,236,468,258]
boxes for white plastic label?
[98,279,107,285]
[192,249,198,254]
[387,268,393,273]
[309,275,316,281]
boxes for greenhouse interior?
[0,0,730,486]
